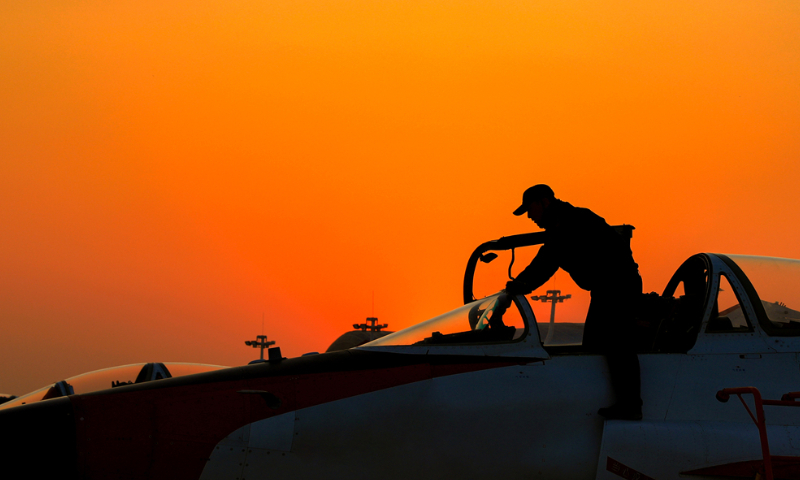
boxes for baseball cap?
[513,184,555,216]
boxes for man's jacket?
[510,199,640,296]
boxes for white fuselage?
[201,348,800,480]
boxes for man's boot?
[598,401,642,421]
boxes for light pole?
[530,290,571,344]
[353,317,389,341]
[245,335,275,361]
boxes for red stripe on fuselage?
[74,354,520,480]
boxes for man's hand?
[505,279,528,296]
[490,292,513,329]
[497,291,513,307]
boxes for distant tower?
[530,290,571,344]
[245,335,275,360]
[353,317,389,341]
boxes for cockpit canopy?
[364,293,528,347]
[725,255,800,334]
[629,253,800,353]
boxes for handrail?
[716,386,800,480]
[463,232,547,304]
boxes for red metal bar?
[717,387,773,480]
[763,399,800,407]
[715,388,800,480]
[735,393,759,425]
[781,392,800,402]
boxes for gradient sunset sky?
[1,0,798,395]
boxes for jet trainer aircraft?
[3,227,800,479]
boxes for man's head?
[513,184,555,228]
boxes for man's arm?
[505,244,559,295]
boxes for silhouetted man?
[504,184,643,420]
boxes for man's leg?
[605,350,642,409]
[596,277,643,420]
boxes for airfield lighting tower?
[245,335,275,360]
[530,290,571,344]
[353,317,389,341]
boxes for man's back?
[544,200,638,292]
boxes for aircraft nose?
[0,397,79,479]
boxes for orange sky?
[1,0,799,395]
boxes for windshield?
[726,255,800,334]
[0,362,227,411]
[362,293,527,347]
